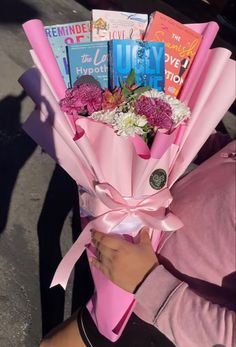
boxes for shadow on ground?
[0,0,40,24]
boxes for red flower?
[102,88,124,110]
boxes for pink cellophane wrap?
[181,22,219,103]
[22,19,66,100]
[19,18,236,341]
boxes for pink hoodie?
[134,140,236,346]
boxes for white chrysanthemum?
[142,89,191,125]
[90,108,117,124]
[113,111,148,136]
[142,89,165,99]
[162,95,191,124]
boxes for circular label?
[149,169,167,190]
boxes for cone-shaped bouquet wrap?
[19,18,236,341]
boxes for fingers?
[139,227,151,245]
[89,257,110,278]
[90,230,121,280]
[91,229,126,250]
[97,242,116,261]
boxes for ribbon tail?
[50,221,92,289]
[139,211,183,231]
[162,212,184,231]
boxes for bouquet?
[19,17,235,342]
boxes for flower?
[142,89,163,99]
[59,70,191,146]
[60,84,103,116]
[102,88,124,110]
[135,95,173,130]
[90,108,117,124]
[142,89,191,125]
[163,95,191,125]
[113,111,148,137]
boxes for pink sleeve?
[135,265,236,347]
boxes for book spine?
[109,41,114,90]
[66,46,73,87]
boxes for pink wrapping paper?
[181,21,219,103]
[19,68,94,190]
[74,117,180,196]
[170,57,236,186]
[86,246,136,337]
[19,18,236,342]
[19,67,73,134]
[30,49,58,101]
[23,19,66,100]
[23,109,93,190]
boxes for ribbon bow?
[51,183,183,289]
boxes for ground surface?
[0,1,235,346]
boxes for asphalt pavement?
[0,1,235,347]
[0,1,90,346]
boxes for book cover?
[45,21,91,87]
[67,41,108,88]
[109,40,165,91]
[92,10,148,41]
[145,12,202,97]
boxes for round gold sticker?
[149,169,167,190]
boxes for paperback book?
[145,12,202,96]
[92,10,148,41]
[109,40,165,91]
[45,21,91,87]
[67,41,108,88]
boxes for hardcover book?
[67,41,108,88]
[144,12,202,97]
[92,10,148,41]
[45,21,91,87]
[109,40,165,91]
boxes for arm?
[135,265,236,347]
[90,227,235,347]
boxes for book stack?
[44,10,201,93]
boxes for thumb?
[139,227,151,245]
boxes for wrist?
[133,261,159,293]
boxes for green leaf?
[122,86,132,97]
[126,69,135,87]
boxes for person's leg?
[39,313,86,347]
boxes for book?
[109,40,165,91]
[45,21,91,87]
[144,12,202,97]
[67,41,108,88]
[92,10,148,41]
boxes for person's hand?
[89,227,158,293]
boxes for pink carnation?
[135,96,173,130]
[60,84,103,116]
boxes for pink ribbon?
[51,183,183,289]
